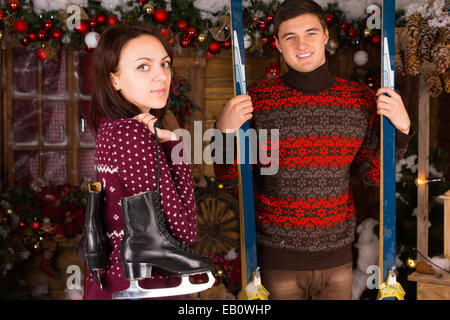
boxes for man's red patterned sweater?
[214,72,411,270]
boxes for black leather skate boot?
[78,182,108,289]
[112,191,215,299]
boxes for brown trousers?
[260,263,353,300]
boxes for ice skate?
[78,182,108,289]
[112,191,215,299]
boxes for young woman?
[85,22,198,300]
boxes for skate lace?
[154,198,198,255]
[153,121,198,256]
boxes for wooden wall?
[201,50,274,176]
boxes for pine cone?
[395,50,406,76]
[405,43,421,76]
[442,69,450,93]
[418,18,436,63]
[415,261,436,275]
[424,71,443,97]
[437,27,450,45]
[406,13,422,45]
[431,42,450,74]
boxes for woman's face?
[110,34,172,113]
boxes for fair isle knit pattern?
[84,118,197,300]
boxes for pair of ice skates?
[80,184,215,299]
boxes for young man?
[214,0,411,299]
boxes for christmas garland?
[0,0,408,61]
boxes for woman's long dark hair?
[90,22,173,132]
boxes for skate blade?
[112,271,215,299]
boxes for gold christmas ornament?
[143,3,154,15]
[363,28,372,38]
[197,33,207,43]
[0,30,3,40]
[6,208,13,215]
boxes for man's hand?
[376,87,411,135]
[216,94,253,133]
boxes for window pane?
[43,151,66,186]
[42,50,67,97]
[43,101,67,146]
[79,101,96,147]
[14,100,38,145]
[79,149,95,184]
[77,51,94,96]
[13,47,38,95]
[15,151,38,189]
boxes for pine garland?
[0,0,405,60]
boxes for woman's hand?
[133,113,177,143]
[376,87,411,135]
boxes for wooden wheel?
[192,191,239,256]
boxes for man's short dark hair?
[273,0,327,38]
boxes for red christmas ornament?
[269,38,278,50]
[37,29,47,41]
[371,34,381,45]
[75,20,89,34]
[341,21,350,31]
[31,220,41,231]
[85,46,95,52]
[13,19,28,34]
[0,10,5,20]
[52,29,63,41]
[106,15,118,26]
[177,19,188,31]
[266,62,281,79]
[261,35,269,44]
[325,13,335,24]
[20,37,29,46]
[7,0,20,11]
[160,25,169,36]
[266,13,274,22]
[204,51,215,59]
[137,0,147,3]
[153,8,168,24]
[222,39,231,49]
[96,13,106,25]
[186,27,197,39]
[258,20,268,31]
[42,19,53,31]
[18,221,26,228]
[28,32,37,41]
[208,41,221,54]
[36,47,47,61]
[348,28,357,38]
[88,17,97,29]
[180,37,191,48]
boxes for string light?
[415,177,443,186]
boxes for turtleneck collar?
[280,59,336,94]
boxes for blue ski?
[377,0,405,300]
[229,0,267,300]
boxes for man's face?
[276,13,329,73]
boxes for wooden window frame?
[2,41,94,189]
